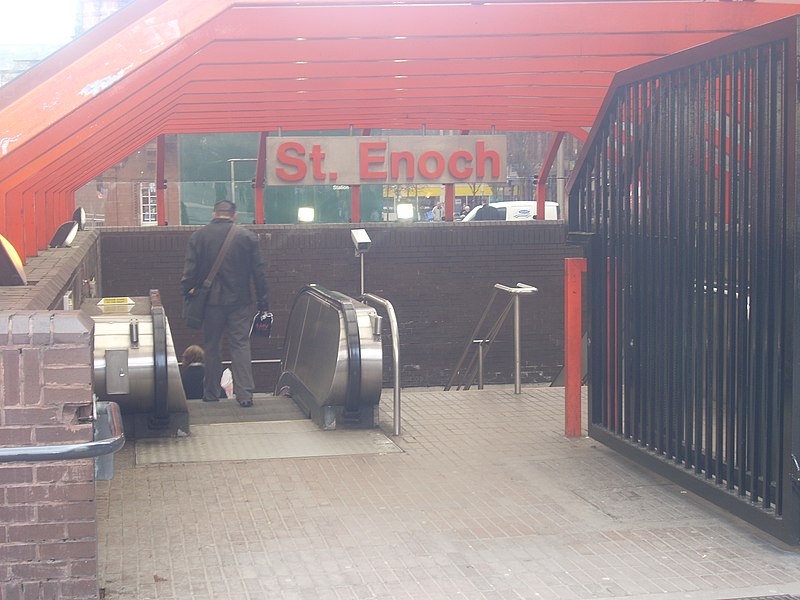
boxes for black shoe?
[236,397,253,407]
[202,397,220,403]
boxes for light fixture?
[72,207,87,231]
[49,221,79,248]
[297,207,315,222]
[0,234,26,285]
[397,203,414,220]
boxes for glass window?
[140,182,158,226]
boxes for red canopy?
[2,0,799,258]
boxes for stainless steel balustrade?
[0,401,124,463]
[277,285,383,429]
[362,293,401,436]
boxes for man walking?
[181,200,269,406]
[473,197,502,221]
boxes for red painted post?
[536,131,565,220]
[156,134,167,225]
[254,132,267,224]
[444,183,455,221]
[351,184,361,223]
[565,257,587,437]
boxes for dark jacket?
[181,219,269,309]
[473,204,502,221]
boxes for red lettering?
[419,151,445,179]
[448,150,473,179]
[359,142,387,180]
[475,142,500,178]
[390,151,415,180]
[276,142,307,181]
[309,145,326,180]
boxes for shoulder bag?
[183,224,238,329]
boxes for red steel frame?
[1,0,799,258]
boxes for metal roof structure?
[2,0,800,260]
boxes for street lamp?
[227,158,257,203]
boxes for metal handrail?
[446,283,538,394]
[0,401,125,463]
[361,293,401,436]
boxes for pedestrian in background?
[431,199,444,221]
[472,197,502,221]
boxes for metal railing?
[565,17,800,543]
[0,401,125,463]
[446,283,537,393]
[361,293,401,436]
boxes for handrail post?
[473,340,486,389]
[514,293,521,393]
[494,283,538,394]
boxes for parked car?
[460,201,560,222]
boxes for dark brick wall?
[0,312,98,600]
[100,222,584,388]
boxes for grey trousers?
[202,303,254,403]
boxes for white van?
[460,201,559,222]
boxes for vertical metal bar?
[478,343,484,390]
[737,49,753,498]
[631,83,642,445]
[706,61,719,482]
[725,54,740,490]
[782,20,799,539]
[514,293,521,394]
[748,47,762,503]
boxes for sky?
[0,0,79,45]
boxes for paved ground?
[96,386,800,600]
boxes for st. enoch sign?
[266,135,507,186]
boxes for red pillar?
[22,191,38,257]
[6,190,26,263]
[156,134,167,225]
[35,190,48,251]
[536,131,565,220]
[254,132,268,224]
[351,185,361,223]
[565,257,587,437]
[444,183,455,221]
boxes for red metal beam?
[444,184,455,221]
[536,132,565,220]
[254,131,268,224]
[156,134,167,226]
[1,0,798,259]
[351,185,361,224]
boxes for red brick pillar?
[0,312,98,600]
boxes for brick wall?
[100,222,584,388]
[0,229,101,312]
[0,312,98,600]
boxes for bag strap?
[201,223,238,289]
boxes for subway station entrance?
[4,2,800,598]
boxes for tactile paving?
[135,419,402,465]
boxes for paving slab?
[96,386,800,600]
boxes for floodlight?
[49,221,79,248]
[297,207,315,222]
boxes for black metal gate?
[567,17,800,543]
